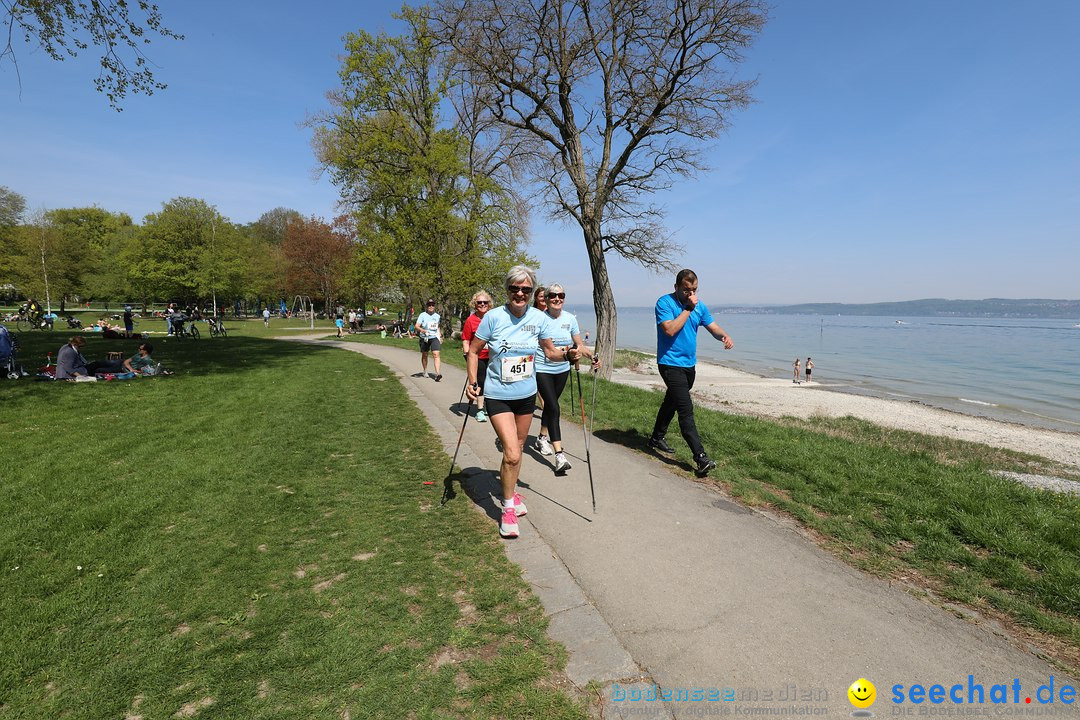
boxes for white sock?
[503,497,515,511]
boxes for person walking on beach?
[415,299,443,381]
[793,357,801,383]
[533,283,598,475]
[461,291,493,422]
[466,266,573,538]
[648,268,734,476]
[805,357,813,383]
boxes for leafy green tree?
[0,186,26,285]
[44,207,134,301]
[85,223,140,302]
[238,224,287,306]
[0,185,24,227]
[2,1,183,109]
[128,197,226,303]
[10,210,71,310]
[250,207,302,246]
[315,6,532,332]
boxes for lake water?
[566,305,1080,433]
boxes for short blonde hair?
[470,291,493,309]
[505,265,537,291]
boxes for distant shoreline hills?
[715,298,1080,319]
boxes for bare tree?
[432,0,766,375]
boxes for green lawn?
[0,330,587,719]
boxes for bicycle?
[171,316,200,340]
[15,302,52,332]
[207,318,228,338]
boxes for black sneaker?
[648,436,674,453]
[694,453,717,476]
[434,373,443,382]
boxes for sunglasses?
[475,300,491,306]
[508,285,533,296]
[547,292,565,300]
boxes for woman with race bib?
[533,282,598,475]
[466,266,583,538]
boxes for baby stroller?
[0,324,21,379]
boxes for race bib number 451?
[500,355,534,382]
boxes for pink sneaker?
[499,507,519,538]
[513,492,527,516]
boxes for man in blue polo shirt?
[649,268,735,476]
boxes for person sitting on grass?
[122,342,158,375]
[55,336,125,379]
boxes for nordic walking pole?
[442,391,475,506]
[458,374,469,406]
[574,356,597,513]
[588,354,599,455]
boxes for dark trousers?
[652,363,705,457]
[536,370,570,443]
[86,359,124,375]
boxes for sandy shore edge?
[611,355,1080,472]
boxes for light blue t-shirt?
[655,293,714,367]
[415,311,440,339]
[476,305,553,400]
[535,310,580,375]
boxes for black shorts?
[419,337,441,352]
[484,395,536,418]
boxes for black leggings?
[476,358,488,394]
[536,370,570,443]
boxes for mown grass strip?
[0,333,586,719]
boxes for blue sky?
[3,1,1078,305]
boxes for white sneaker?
[474,409,488,423]
[554,452,572,474]
[499,507,519,538]
[534,435,554,456]
[513,492,527,516]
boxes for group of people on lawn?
[55,337,158,380]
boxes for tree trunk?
[583,221,616,380]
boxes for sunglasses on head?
[508,285,533,296]
[547,292,565,300]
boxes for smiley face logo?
[848,678,876,709]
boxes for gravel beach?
[612,357,1080,472]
